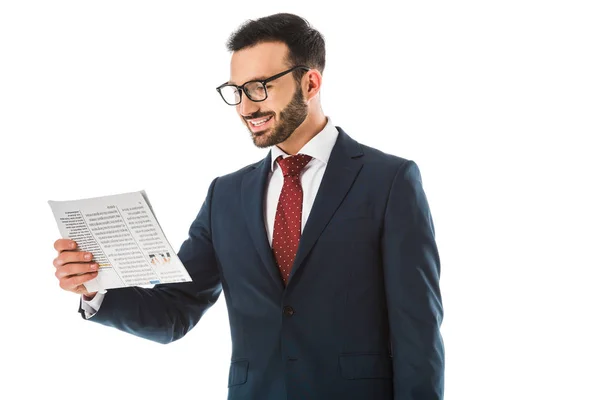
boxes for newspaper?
[48,190,192,292]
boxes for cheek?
[260,101,279,117]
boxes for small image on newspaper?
[48,190,192,292]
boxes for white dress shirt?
[81,117,339,318]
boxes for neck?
[277,108,327,155]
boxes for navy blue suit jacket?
[83,127,444,399]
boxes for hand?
[53,239,99,299]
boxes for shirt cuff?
[80,290,107,319]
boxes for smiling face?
[230,41,309,149]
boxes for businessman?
[53,13,444,399]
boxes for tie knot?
[276,154,313,177]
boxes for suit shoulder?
[358,141,414,170]
[214,156,266,184]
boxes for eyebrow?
[227,75,272,85]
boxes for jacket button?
[283,306,295,316]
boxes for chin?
[251,131,272,148]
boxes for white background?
[1,1,598,399]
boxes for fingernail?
[84,253,92,260]
[90,263,98,270]
[70,242,76,249]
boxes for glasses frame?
[216,65,310,105]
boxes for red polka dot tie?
[272,153,313,285]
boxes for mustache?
[244,113,274,120]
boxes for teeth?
[250,116,271,126]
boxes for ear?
[304,69,322,102]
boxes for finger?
[73,285,93,296]
[60,271,98,292]
[54,239,78,252]
[55,262,98,279]
[54,251,94,268]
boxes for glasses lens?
[244,81,267,101]
[219,85,240,105]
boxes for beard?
[247,84,308,149]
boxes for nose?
[238,91,259,117]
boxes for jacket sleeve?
[82,177,223,344]
[382,160,444,399]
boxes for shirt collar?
[270,116,339,172]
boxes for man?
[52,13,444,400]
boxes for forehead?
[229,41,289,84]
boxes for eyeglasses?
[216,65,310,106]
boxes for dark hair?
[226,13,326,82]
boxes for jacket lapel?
[288,127,364,284]
[241,151,284,290]
[241,127,364,290]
